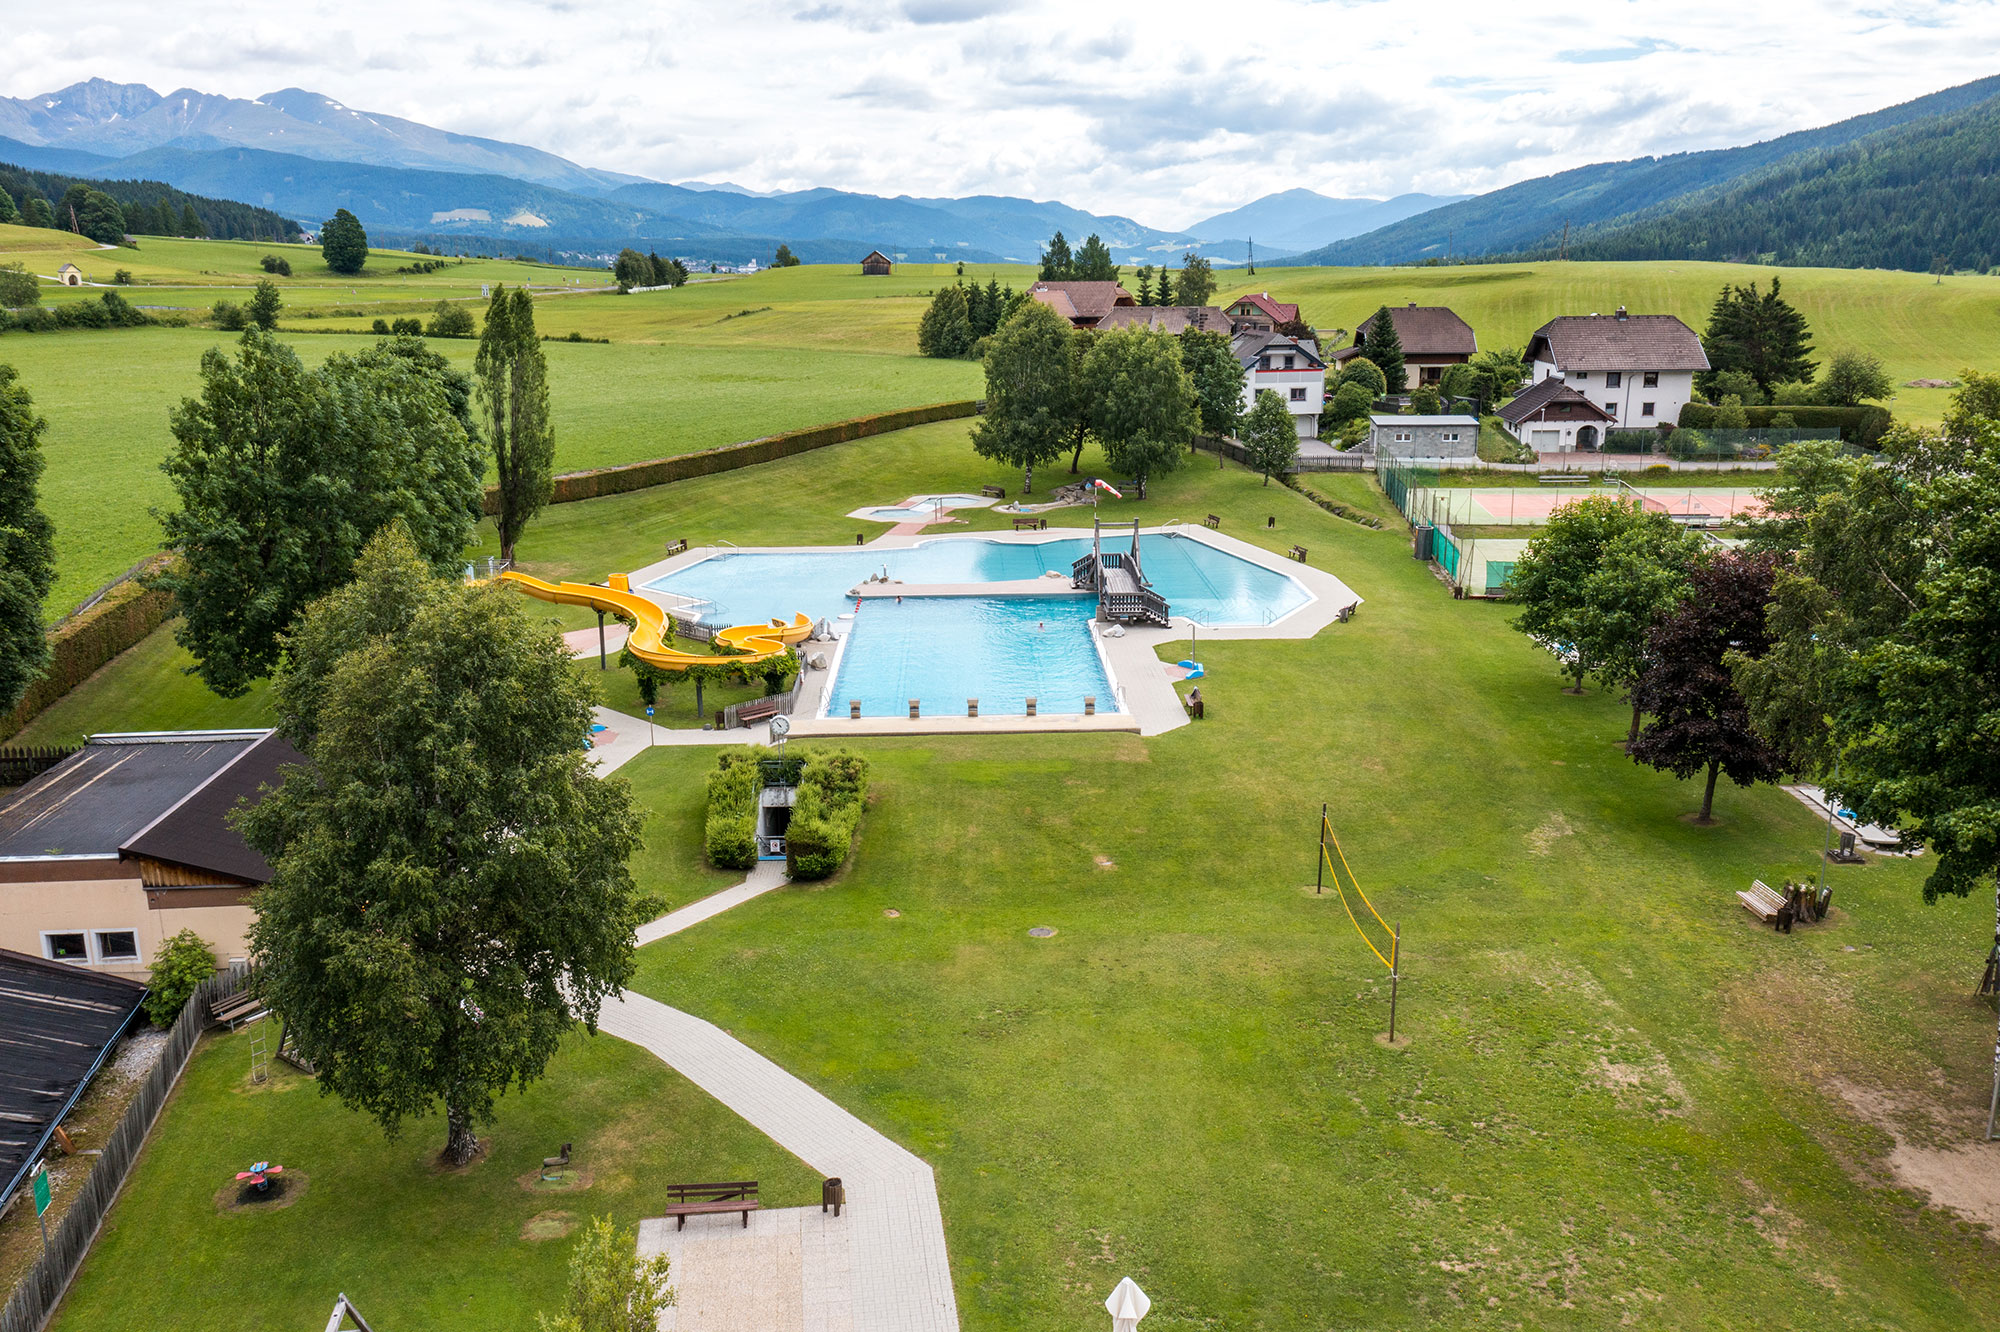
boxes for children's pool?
[853,493,997,523]
[825,596,1117,717]
[645,533,1310,627]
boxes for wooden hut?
[860,250,893,276]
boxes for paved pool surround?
[621,526,1364,738]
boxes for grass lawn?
[48,1026,820,1332]
[10,619,274,745]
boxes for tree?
[427,300,476,338]
[1699,277,1815,395]
[261,254,293,277]
[1508,496,1651,693]
[1335,356,1386,397]
[1713,394,1750,429]
[536,1215,675,1332]
[0,262,38,309]
[1465,347,1527,413]
[142,929,216,1027]
[74,190,127,245]
[23,196,56,230]
[1629,551,1782,822]
[1174,252,1215,307]
[1275,313,1315,341]
[1155,266,1174,306]
[1409,385,1442,415]
[0,189,17,225]
[1082,326,1198,497]
[1179,328,1245,439]
[1437,362,1475,405]
[1134,265,1154,306]
[242,527,646,1165]
[1241,389,1298,485]
[1324,381,1374,426]
[1585,521,1711,744]
[916,285,973,359]
[772,243,800,268]
[1072,234,1117,282]
[0,365,57,715]
[971,298,1078,494]
[246,278,283,331]
[612,249,651,289]
[1360,306,1407,394]
[1817,349,1895,406]
[1707,368,1764,405]
[1038,231,1074,281]
[477,286,556,564]
[320,208,369,275]
[155,330,483,695]
[179,201,204,238]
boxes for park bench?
[1536,474,1594,486]
[666,538,689,556]
[1012,516,1047,531]
[662,1181,760,1229]
[541,1143,572,1181]
[734,696,785,727]
[1289,545,1309,563]
[980,484,1007,498]
[1202,514,1221,529]
[1738,879,1787,923]
[210,989,267,1030]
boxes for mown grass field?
[33,422,2000,1330]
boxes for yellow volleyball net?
[1314,805,1404,1040]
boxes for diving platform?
[1072,518,1170,626]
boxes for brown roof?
[1028,281,1135,322]
[1528,312,1709,372]
[1223,292,1300,324]
[1499,377,1615,425]
[120,731,301,884]
[1094,305,1230,334]
[1352,304,1476,357]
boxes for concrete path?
[639,1205,853,1332]
[637,860,790,946]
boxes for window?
[1605,371,1622,388]
[1641,402,1656,417]
[43,931,88,963]
[1604,402,1618,416]
[1643,371,1659,388]
[1395,431,1412,443]
[95,930,139,962]
[1258,356,1270,371]
[1572,370,1589,381]
[1443,432,1461,443]
[1290,386,1307,402]
[1282,355,1295,370]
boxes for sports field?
[1405,484,1768,527]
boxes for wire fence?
[1,965,248,1332]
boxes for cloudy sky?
[7,0,1998,226]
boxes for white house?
[1232,330,1325,439]
[1524,308,1708,441]
[1497,378,1617,455]
[57,262,83,286]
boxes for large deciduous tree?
[1360,306,1408,395]
[972,298,1078,494]
[1173,252,1215,307]
[1178,328,1246,440]
[1816,349,1895,407]
[320,208,370,275]
[1628,551,1782,822]
[1082,326,1197,497]
[477,286,555,564]
[1241,389,1298,485]
[0,365,57,715]
[243,527,646,1166]
[916,285,973,359]
[156,330,484,695]
[1699,277,1815,396]
[1587,520,1711,743]
[247,278,283,331]
[1507,496,1649,693]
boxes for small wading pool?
[853,493,998,523]
[826,596,1116,718]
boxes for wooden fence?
[0,966,247,1332]
[0,746,80,788]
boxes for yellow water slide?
[500,571,812,668]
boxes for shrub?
[425,300,475,338]
[1677,401,1890,445]
[260,254,292,277]
[2,556,175,740]
[144,928,216,1027]
[211,299,248,331]
[786,750,869,880]
[703,751,759,870]
[112,268,132,285]
[371,318,391,334]
[1409,385,1442,415]
[1644,464,1672,479]
[391,316,423,336]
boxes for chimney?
[1408,301,1417,309]
[1615,306,1628,320]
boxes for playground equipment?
[1072,517,1169,626]
[1314,805,1404,1042]
[500,571,811,669]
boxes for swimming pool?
[852,493,997,523]
[825,596,1117,717]
[646,533,1310,627]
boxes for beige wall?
[0,874,255,981]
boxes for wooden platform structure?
[1072,518,1169,626]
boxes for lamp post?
[1105,1277,1150,1332]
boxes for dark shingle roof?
[1028,281,1135,321]
[121,732,301,883]
[1528,313,1709,372]
[1353,304,1476,357]
[1500,377,1616,425]
[1095,305,1230,334]
[1232,330,1325,372]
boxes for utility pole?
[1247,237,1255,276]
[1558,218,1570,262]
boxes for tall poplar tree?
[0,365,56,715]
[476,286,555,564]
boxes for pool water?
[827,596,1116,717]
[855,493,997,523]
[647,533,1308,627]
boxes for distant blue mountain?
[1185,189,1467,252]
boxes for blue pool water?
[828,596,1116,717]
[646,534,1309,627]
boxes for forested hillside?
[0,160,299,241]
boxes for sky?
[6,0,1999,228]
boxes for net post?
[1388,923,1401,1043]
[1315,802,1326,895]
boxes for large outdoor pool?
[825,596,1117,717]
[645,533,1310,627]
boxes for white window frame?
[1394,431,1412,443]
[41,929,92,964]
[95,929,141,963]
[1443,432,1461,443]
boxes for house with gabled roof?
[1233,330,1325,438]
[1498,377,1618,454]
[1526,307,1708,433]
[1095,305,1230,334]
[1223,291,1299,333]
[1028,280,1136,328]
[1331,303,1477,387]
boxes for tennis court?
[1408,485,1767,527]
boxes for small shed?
[57,262,83,286]
[860,250,893,276]
[1368,414,1481,460]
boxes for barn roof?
[1528,312,1709,372]
[1028,281,1134,321]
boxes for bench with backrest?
[663,1181,760,1229]
[1202,514,1221,529]
[1536,474,1595,486]
[1012,516,1047,531]
[980,484,1007,498]
[1289,545,1308,563]
[1737,879,1787,923]
[735,695,784,727]
[666,538,689,556]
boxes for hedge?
[785,749,869,881]
[703,750,760,871]
[483,400,981,514]
[2,559,176,742]
[1677,401,1890,446]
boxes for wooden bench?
[1012,516,1047,531]
[980,484,1007,498]
[735,696,785,727]
[662,1181,760,1229]
[1202,514,1221,529]
[666,538,689,556]
[1536,474,1594,486]
[1737,879,1787,923]
[210,989,267,1030]
[1289,545,1308,563]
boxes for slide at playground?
[500,571,812,669]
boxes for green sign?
[32,1164,50,1216]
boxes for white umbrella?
[1105,1277,1151,1332]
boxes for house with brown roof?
[1498,377,1618,453]
[1331,303,1477,387]
[860,250,893,275]
[1526,308,1708,431]
[1095,305,1231,335]
[1028,280,1136,328]
[0,730,300,979]
[1223,292,1299,333]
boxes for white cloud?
[3,0,1996,228]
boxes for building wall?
[1532,362,1695,428]
[1370,421,1479,459]
[1241,366,1327,438]
[0,875,256,980]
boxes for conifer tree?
[0,365,56,715]
[1361,306,1407,394]
[1038,231,1074,281]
